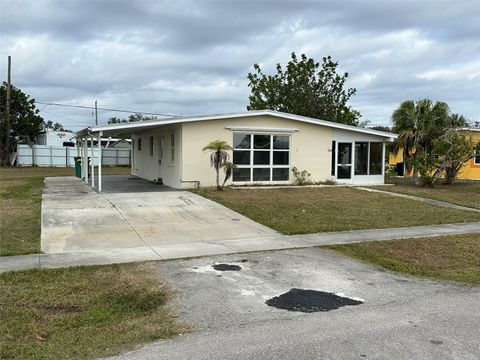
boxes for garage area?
[41,175,277,253]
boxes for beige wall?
[181,115,333,188]
[132,125,182,188]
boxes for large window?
[232,133,290,182]
[353,141,383,176]
[475,149,480,165]
[369,142,383,175]
[354,142,369,175]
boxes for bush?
[291,167,313,185]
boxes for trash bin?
[74,157,82,178]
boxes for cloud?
[1,0,479,129]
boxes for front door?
[337,142,352,179]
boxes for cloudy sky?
[1,0,479,130]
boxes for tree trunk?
[411,153,419,185]
[216,167,221,191]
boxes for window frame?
[232,133,291,184]
[474,149,480,165]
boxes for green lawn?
[0,167,131,256]
[326,233,480,285]
[373,176,480,209]
[193,187,480,234]
[0,262,184,360]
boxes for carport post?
[98,131,103,192]
[90,135,95,188]
[83,138,88,184]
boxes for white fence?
[16,144,131,167]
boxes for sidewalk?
[356,187,480,213]
[1,222,479,273]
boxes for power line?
[36,101,180,117]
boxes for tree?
[247,53,360,125]
[107,113,158,124]
[42,120,71,132]
[202,140,233,190]
[391,99,451,184]
[433,130,480,184]
[0,82,43,164]
[222,162,237,187]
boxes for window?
[232,133,290,182]
[475,150,480,165]
[369,142,383,175]
[354,142,369,175]
[331,141,336,176]
[137,138,142,151]
[149,137,154,156]
[352,141,383,176]
[170,133,175,162]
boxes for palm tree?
[203,140,233,190]
[392,99,450,185]
[222,162,237,188]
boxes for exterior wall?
[181,115,333,188]
[36,131,76,146]
[332,129,388,185]
[131,125,182,188]
[458,130,480,180]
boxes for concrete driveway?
[105,248,480,360]
[41,176,276,253]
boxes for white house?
[76,110,397,191]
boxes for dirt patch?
[266,288,363,313]
[212,264,241,271]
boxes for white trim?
[225,126,299,133]
[77,110,397,140]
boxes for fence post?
[66,147,69,167]
[50,146,53,166]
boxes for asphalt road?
[103,248,480,360]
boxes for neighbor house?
[76,110,397,191]
[388,127,480,180]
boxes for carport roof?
[75,110,398,140]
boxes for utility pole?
[4,56,11,165]
[95,100,98,126]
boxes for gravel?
[266,288,363,312]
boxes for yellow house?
[388,128,480,180]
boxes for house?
[76,110,397,191]
[388,127,480,180]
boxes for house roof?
[76,110,398,140]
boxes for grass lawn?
[193,187,480,235]
[373,176,480,210]
[0,166,131,256]
[326,233,480,285]
[0,262,184,360]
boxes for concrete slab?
[41,176,277,253]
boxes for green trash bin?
[74,157,82,178]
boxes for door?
[337,142,352,179]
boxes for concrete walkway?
[356,187,480,213]
[1,222,479,273]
